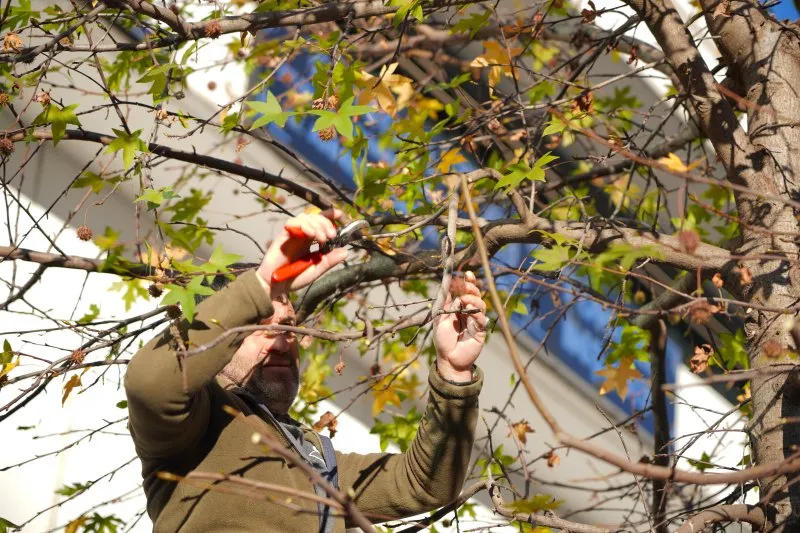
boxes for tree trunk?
[710,6,800,530]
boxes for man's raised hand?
[433,271,488,382]
[257,209,348,297]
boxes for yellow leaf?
[62,373,82,406]
[372,376,403,416]
[0,357,19,379]
[356,63,414,117]
[657,152,703,173]
[470,41,523,90]
[413,95,445,119]
[375,237,397,256]
[436,148,467,174]
[595,355,643,400]
[66,515,87,533]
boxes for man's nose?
[267,332,292,353]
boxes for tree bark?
[699,4,800,530]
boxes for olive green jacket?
[125,270,483,532]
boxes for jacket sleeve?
[124,270,273,458]
[335,366,482,523]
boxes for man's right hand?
[256,209,348,299]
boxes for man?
[125,209,488,532]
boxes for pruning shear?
[271,219,368,284]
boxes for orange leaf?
[595,355,643,400]
[62,373,82,406]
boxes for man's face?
[225,298,300,415]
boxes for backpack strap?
[317,434,338,533]
[319,434,338,489]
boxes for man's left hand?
[433,271,488,382]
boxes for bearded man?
[125,210,488,532]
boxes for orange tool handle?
[271,251,323,283]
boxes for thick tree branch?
[7,128,334,210]
[2,0,477,57]
[633,274,697,329]
[675,504,765,532]
[623,0,760,197]
[460,215,732,273]
[649,319,670,533]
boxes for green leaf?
[495,152,557,192]
[476,444,516,477]
[81,513,124,533]
[116,400,128,409]
[369,408,422,452]
[77,304,100,325]
[449,11,491,37]
[718,329,748,370]
[338,96,377,117]
[528,81,555,104]
[135,186,177,210]
[542,118,566,137]
[507,494,564,514]
[105,129,149,169]
[206,245,243,273]
[94,226,121,251]
[32,103,81,145]
[387,0,424,25]
[688,452,714,472]
[0,517,20,533]
[606,322,651,364]
[2,340,13,365]
[309,97,375,139]
[109,279,149,311]
[247,92,293,129]
[5,0,37,30]
[531,245,571,272]
[72,171,116,194]
[56,481,92,496]
[160,276,214,323]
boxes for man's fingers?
[299,217,332,244]
[289,247,347,290]
[459,294,486,313]
[450,274,480,297]
[286,212,339,242]
[320,208,344,221]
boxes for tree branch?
[675,504,765,533]
[487,481,612,533]
[6,128,334,210]
[649,319,670,533]
[623,0,760,197]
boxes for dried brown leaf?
[690,344,713,374]
[510,420,535,444]
[312,411,338,438]
[545,450,560,468]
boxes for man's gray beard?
[245,374,299,416]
